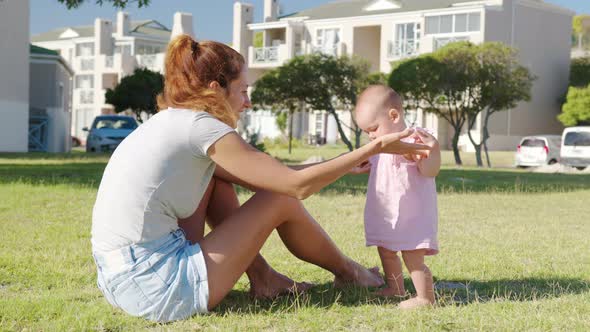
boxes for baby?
[355,85,441,309]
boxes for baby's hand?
[402,153,423,162]
[412,128,439,149]
[349,160,371,175]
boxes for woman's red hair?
[157,35,245,128]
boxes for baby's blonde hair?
[357,85,403,117]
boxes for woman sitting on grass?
[90,34,429,322]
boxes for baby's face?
[355,103,401,140]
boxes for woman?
[91,35,429,322]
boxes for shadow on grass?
[2,161,590,194]
[434,277,590,306]
[212,277,589,315]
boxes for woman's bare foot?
[398,297,434,309]
[375,287,406,298]
[334,261,384,288]
[249,269,314,299]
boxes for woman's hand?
[378,128,430,157]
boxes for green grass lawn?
[0,149,589,331]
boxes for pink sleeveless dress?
[364,139,439,255]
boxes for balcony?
[248,44,289,68]
[78,57,95,71]
[433,36,470,51]
[105,56,114,68]
[311,44,339,57]
[387,40,420,59]
[76,89,94,105]
[135,54,165,73]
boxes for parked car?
[560,126,590,170]
[84,115,138,153]
[514,135,561,167]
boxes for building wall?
[0,0,29,152]
[485,0,573,150]
[30,60,73,152]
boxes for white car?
[515,135,561,167]
[560,126,590,170]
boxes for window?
[115,44,132,56]
[425,12,481,34]
[315,28,340,55]
[315,113,324,136]
[564,132,590,146]
[75,75,94,89]
[392,22,421,58]
[93,117,138,130]
[521,139,546,147]
[57,83,64,108]
[75,42,94,56]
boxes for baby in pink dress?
[354,85,441,309]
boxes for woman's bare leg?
[179,178,311,298]
[202,178,312,298]
[200,190,383,309]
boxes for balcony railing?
[433,36,470,50]
[136,54,157,68]
[78,89,94,104]
[105,56,114,68]
[253,46,279,63]
[312,45,338,57]
[387,40,420,59]
[79,57,95,71]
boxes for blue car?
[84,115,138,152]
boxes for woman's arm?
[209,128,427,200]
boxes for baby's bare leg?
[400,249,434,309]
[375,247,405,297]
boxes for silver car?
[514,135,561,167]
[84,115,138,153]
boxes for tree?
[390,45,477,166]
[57,0,149,9]
[569,57,590,87]
[105,68,163,122]
[467,42,534,167]
[559,85,590,126]
[389,42,533,167]
[573,15,590,50]
[252,53,374,152]
[251,67,301,154]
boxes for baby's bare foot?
[375,287,406,298]
[398,297,434,309]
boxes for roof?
[29,44,75,75]
[30,44,59,56]
[31,19,170,42]
[282,0,494,20]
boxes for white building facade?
[234,0,574,151]
[32,12,194,142]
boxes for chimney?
[116,11,130,37]
[171,12,194,40]
[94,18,113,55]
[233,2,254,56]
[264,0,279,22]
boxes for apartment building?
[31,11,194,141]
[234,0,574,151]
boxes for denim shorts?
[92,229,209,322]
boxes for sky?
[31,0,590,43]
